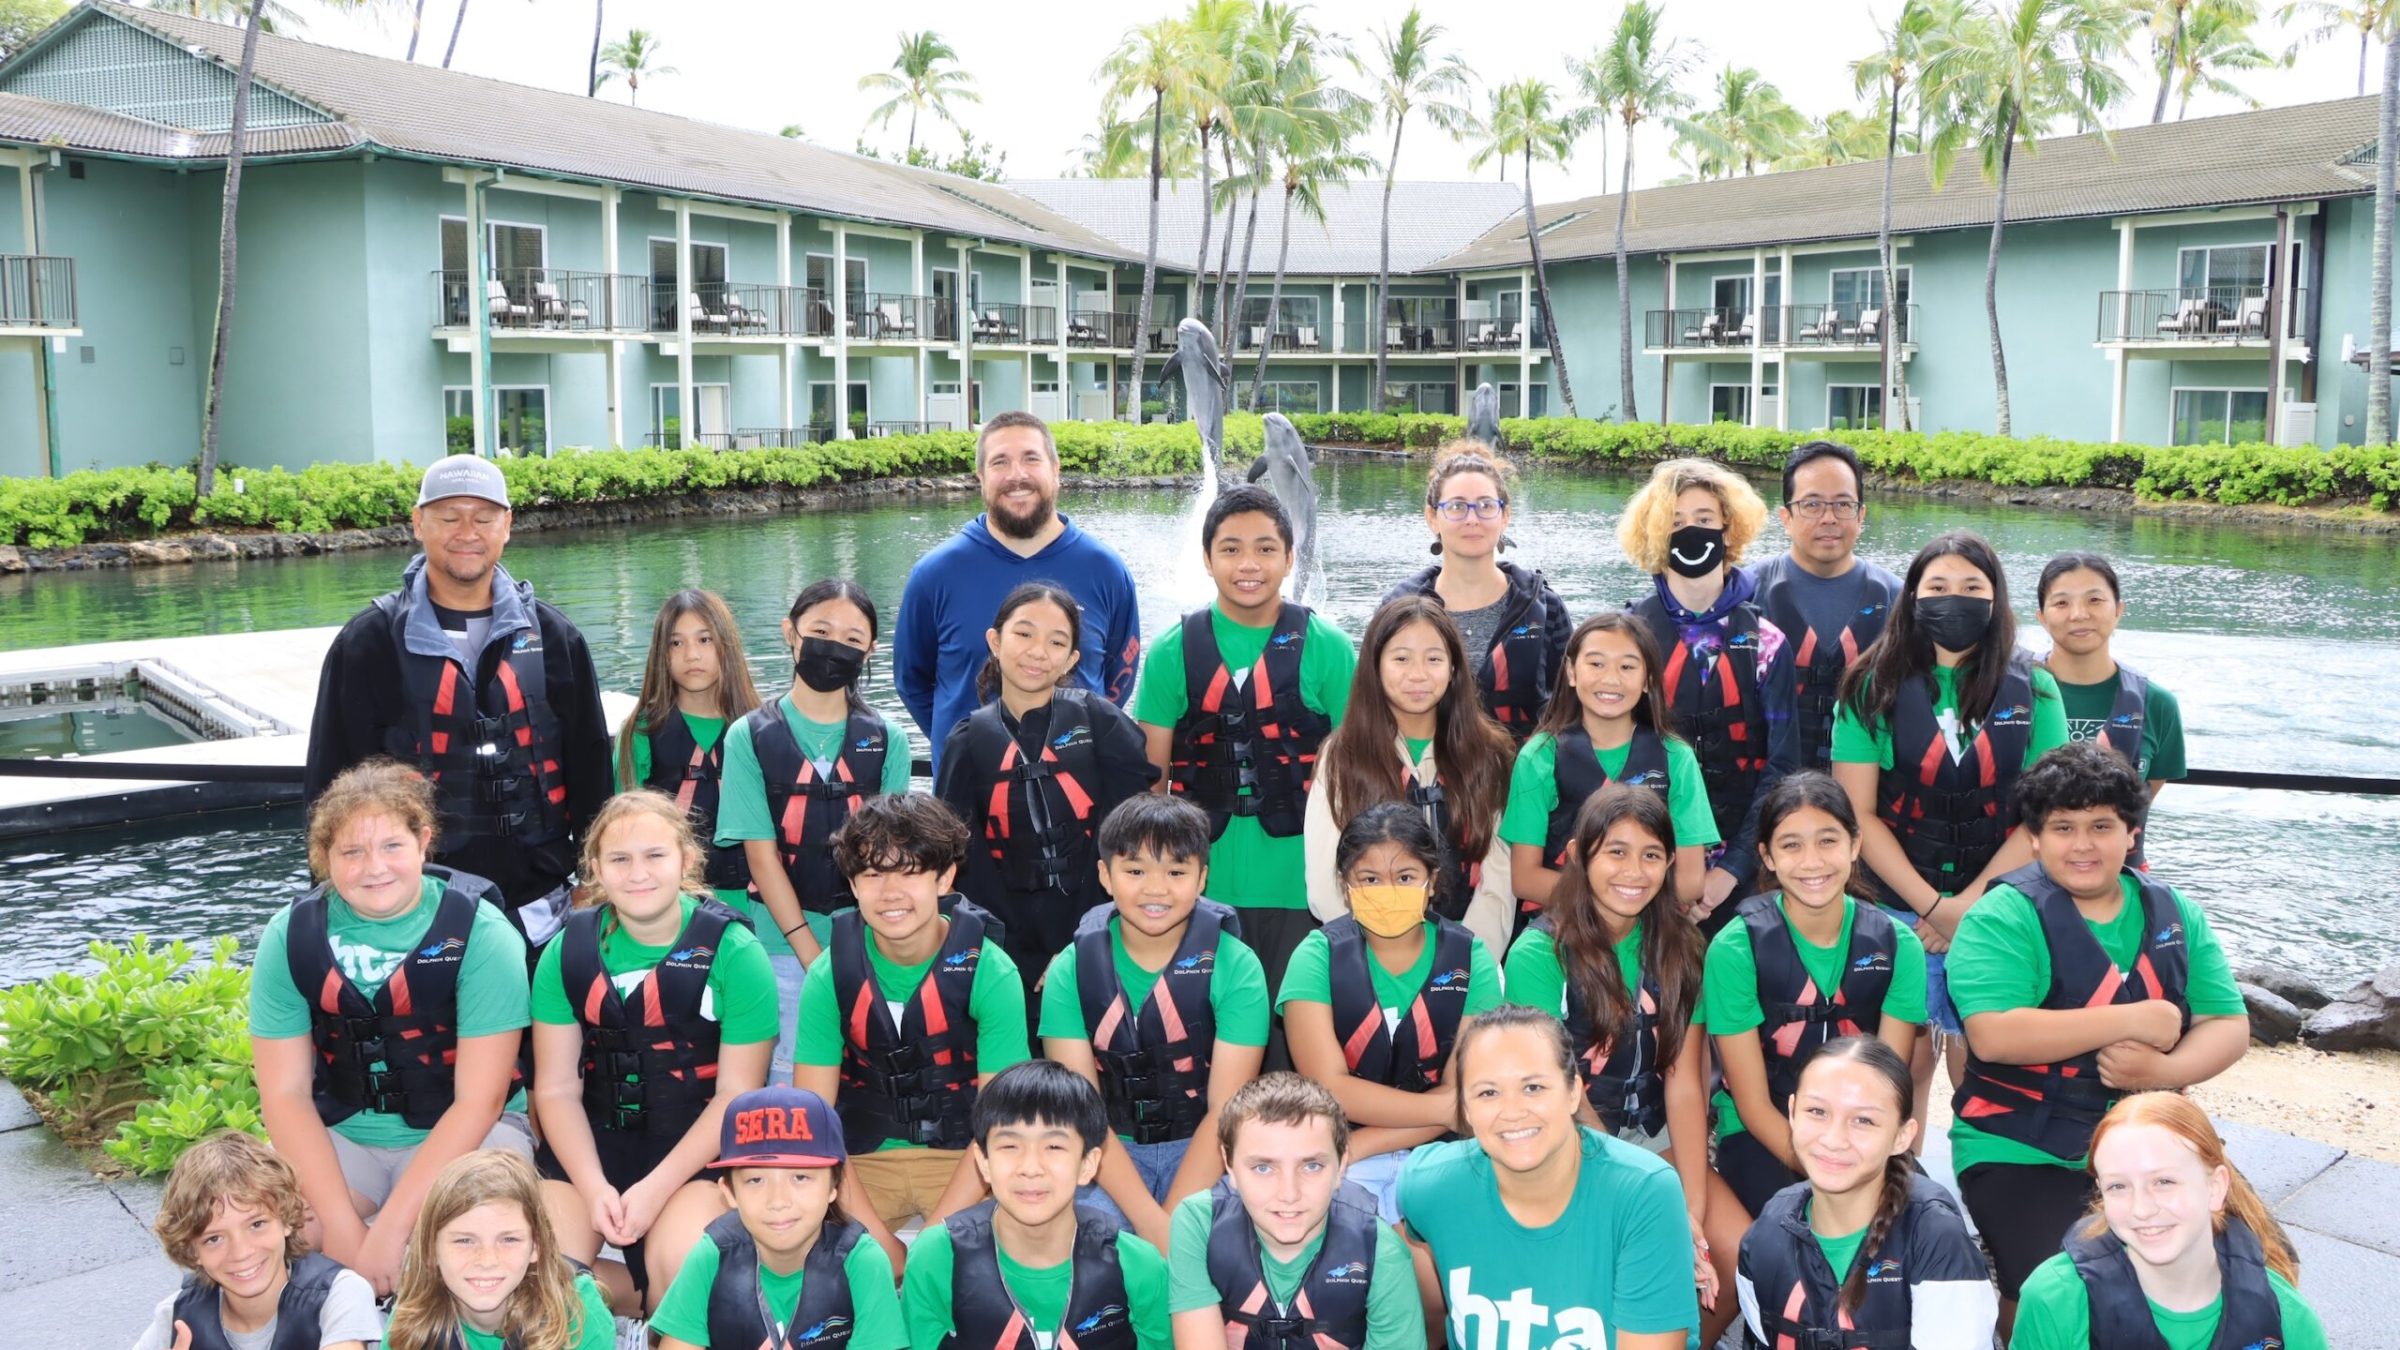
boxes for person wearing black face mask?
[1827,531,2068,1127]
[715,578,916,1087]
[1618,459,1799,936]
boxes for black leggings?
[1716,1128,1804,1219]
[1958,1161,2097,1299]
[1235,904,1322,1073]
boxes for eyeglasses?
[1788,497,1862,521]
[1434,496,1508,522]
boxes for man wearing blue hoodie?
[897,411,1142,775]
[304,454,612,943]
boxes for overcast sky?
[300,0,2382,200]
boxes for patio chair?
[1731,310,1758,345]
[2157,298,2203,338]
[1467,322,1496,350]
[1855,307,1884,344]
[1385,322,1406,350]
[726,295,766,333]
[877,301,917,339]
[2232,293,2269,339]
[486,279,531,328]
[1494,320,1520,348]
[974,308,1007,340]
[1066,315,1097,346]
[686,291,730,334]
[1682,313,1722,346]
[1295,325,1321,351]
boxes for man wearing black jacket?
[303,454,611,944]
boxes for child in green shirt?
[614,588,765,910]
[384,1150,616,1350]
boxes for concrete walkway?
[5,1077,2393,1347]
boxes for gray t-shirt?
[131,1268,384,1350]
[1750,551,1903,764]
[430,602,494,670]
[1450,597,1507,675]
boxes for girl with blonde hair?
[385,1149,614,1350]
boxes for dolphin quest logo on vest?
[1320,1262,1370,1285]
[416,936,468,962]
[1173,950,1216,974]
[790,1314,851,1345]
[1865,1257,1902,1283]
[510,630,542,654]
[1988,703,2031,727]
[942,947,981,972]
[1851,952,1890,974]
[667,944,716,965]
[1270,631,1302,649]
[1446,1268,1609,1349]
[1052,725,1094,751]
[1428,967,1472,991]
[1507,623,1538,640]
[2152,922,2185,950]
[1071,1304,1128,1335]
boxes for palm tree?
[1180,0,1248,347]
[146,0,303,28]
[1248,92,1375,409]
[438,0,530,69]
[1221,3,1342,356]
[1099,16,1196,418]
[1678,65,1804,177]
[1577,0,1708,423]
[1770,108,1896,168]
[199,0,271,496]
[2278,0,2397,97]
[586,0,603,95]
[402,0,423,59]
[2372,19,2397,443]
[1460,90,1511,181]
[1927,0,2131,436]
[2160,3,2287,116]
[1073,115,1197,176]
[1855,0,1947,431]
[1360,7,1471,415]
[858,31,980,157]
[596,29,675,107]
[1468,79,1585,417]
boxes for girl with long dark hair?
[615,588,764,914]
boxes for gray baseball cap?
[416,454,511,509]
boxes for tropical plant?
[1247,84,1374,408]
[0,0,66,61]
[1854,0,1951,432]
[1184,0,1250,341]
[1468,78,1587,417]
[1677,65,1804,177]
[852,130,1009,182]
[1576,0,1711,422]
[2156,1,2288,116]
[1360,7,1472,414]
[1769,108,1896,168]
[1925,0,2132,436]
[144,0,304,29]
[197,0,279,498]
[1220,3,1344,353]
[779,123,804,139]
[1098,15,1198,418]
[2278,0,2398,97]
[1072,115,1197,177]
[858,30,980,156]
[596,28,676,107]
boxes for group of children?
[143,433,2325,1350]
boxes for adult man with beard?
[303,454,611,945]
[897,410,1142,776]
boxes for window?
[651,240,728,327]
[1829,265,1911,309]
[652,382,731,447]
[1709,384,1751,425]
[1380,382,1456,414]
[1827,384,1883,431]
[804,256,869,310]
[2177,244,2269,301]
[1234,379,1322,414]
[2170,388,2270,445]
[1241,294,1320,334]
[438,218,547,324]
[442,387,548,455]
[809,380,872,432]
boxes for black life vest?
[1742,1173,1963,1350]
[699,1208,865,1350]
[1539,915,1669,1137]
[2047,658,2157,870]
[1542,725,1673,870]
[2065,1213,2284,1350]
[643,713,752,892]
[372,591,570,852]
[1478,592,1555,737]
[1403,765,1482,924]
[1322,915,1475,1092]
[171,1252,346,1350]
[558,899,739,1139]
[965,689,1103,896]
[1760,566,1888,773]
[1072,899,1242,1144]
[829,897,998,1151]
[1635,595,1768,844]
[285,866,497,1130]
[938,1200,1139,1350]
[1166,604,1333,840]
[1203,1178,1383,1350]
[1738,894,1901,1113]
[1954,862,2193,1160]
[1874,654,2037,897]
[746,704,890,914]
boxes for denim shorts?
[1075,1136,1194,1222]
[766,909,839,1087]
[1340,1148,1415,1224]
[1888,905,1963,1035]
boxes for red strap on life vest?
[1661,641,1689,704]
[993,1308,1029,1350]
[1341,1007,1381,1072]
[845,976,876,1053]
[1091,992,1128,1051]
[1200,665,1234,719]
[674,738,706,814]
[639,970,666,1029]
[581,972,610,1027]
[1491,642,1512,694]
[987,741,1022,843]
[493,660,532,745]
[1405,993,1437,1060]
[1776,1282,1808,1350]
[387,966,414,1017]
[317,968,346,1015]
[430,663,459,756]
[920,965,956,1067]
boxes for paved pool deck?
[4,1076,2391,1347]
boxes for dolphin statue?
[1247,412,1319,603]
[1163,316,1230,485]
[1467,381,1502,449]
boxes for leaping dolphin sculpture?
[1247,412,1319,603]
[1164,316,1231,485]
[1467,381,1502,449]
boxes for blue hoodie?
[896,513,1142,775]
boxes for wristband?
[1921,894,1948,920]
[782,922,807,938]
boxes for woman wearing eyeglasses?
[1382,442,1573,743]
[1749,441,1902,772]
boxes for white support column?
[602,188,623,448]
[833,224,851,438]
[467,171,489,456]
[1104,268,1120,419]
[2110,220,2135,442]
[1749,249,1766,427]
[1661,256,1679,424]
[956,241,974,429]
[1332,279,1346,356]
[19,152,52,470]
[1020,251,1034,359]
[776,213,794,434]
[1779,244,1794,430]
[674,200,696,448]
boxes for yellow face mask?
[1347,883,1429,938]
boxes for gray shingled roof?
[0,89,361,156]
[1436,95,2387,271]
[0,3,1140,264]
[1006,178,1525,276]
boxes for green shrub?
[0,936,259,1174]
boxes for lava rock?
[2301,989,2400,1052]
[0,545,23,574]
[2240,983,2303,1045]
[2237,963,2333,1011]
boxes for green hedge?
[3,414,2391,548]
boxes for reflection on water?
[1,463,2394,982]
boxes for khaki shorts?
[848,1147,967,1227]
[332,1112,535,1211]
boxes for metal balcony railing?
[848,293,933,342]
[1066,309,1140,349]
[1786,302,1917,348]
[954,302,1059,345]
[1380,382,1460,414]
[731,425,836,447]
[2097,286,2303,344]
[1378,299,1462,352]
[0,255,75,328]
[1231,322,1332,354]
[644,282,818,337]
[436,268,646,332]
[867,420,937,437]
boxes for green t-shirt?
[1813,1222,1869,1288]
[1165,1189,1426,1350]
[1399,1128,1700,1346]
[2052,669,2187,782]
[1829,663,2069,774]
[1037,917,1272,1045]
[1497,729,1721,853]
[1945,874,2245,1172]
[714,697,915,920]
[1701,895,1929,1141]
[1274,921,1504,1019]
[616,710,729,793]
[650,1224,906,1349]
[2010,1251,2328,1350]
[530,895,781,1048]
[458,1271,614,1350]
[902,1218,1172,1350]
[792,926,1029,1151]
[1501,923,1664,1023]
[1132,606,1357,910]
[249,876,530,1149]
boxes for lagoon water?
[1,460,2394,985]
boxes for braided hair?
[1795,1036,1918,1314]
